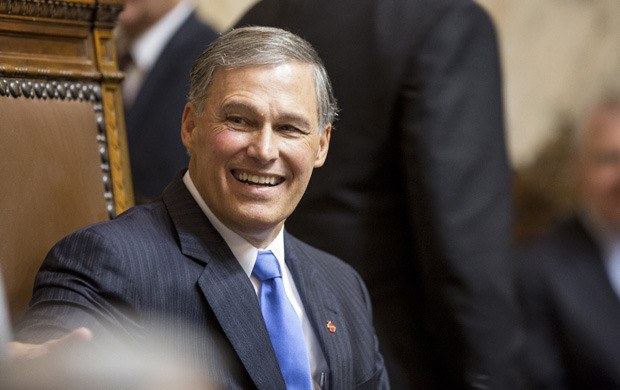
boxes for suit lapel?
[163,177,285,389]
[284,233,354,388]
[197,253,286,389]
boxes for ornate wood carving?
[0,0,94,21]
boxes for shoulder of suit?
[285,232,361,275]
[83,201,170,238]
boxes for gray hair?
[188,26,338,130]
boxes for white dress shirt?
[605,242,620,298]
[182,172,328,388]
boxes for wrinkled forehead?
[209,60,316,87]
[207,62,318,103]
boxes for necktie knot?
[253,250,282,281]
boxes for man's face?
[182,62,331,246]
[578,108,620,230]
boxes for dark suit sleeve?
[14,227,141,345]
[400,2,523,388]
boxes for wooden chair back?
[0,0,133,323]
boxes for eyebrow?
[220,101,257,115]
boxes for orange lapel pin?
[326,321,336,333]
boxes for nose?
[247,126,278,163]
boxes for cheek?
[215,127,248,148]
[285,141,319,173]
[197,127,246,158]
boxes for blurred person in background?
[235,0,523,388]
[117,0,217,203]
[516,90,620,388]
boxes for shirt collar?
[182,171,285,278]
[130,1,194,71]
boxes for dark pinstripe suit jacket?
[15,175,388,389]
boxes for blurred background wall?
[197,0,620,169]
[476,0,620,167]
[196,0,258,32]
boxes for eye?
[279,124,298,132]
[277,124,309,137]
[226,115,250,129]
[228,116,245,124]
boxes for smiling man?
[11,27,388,389]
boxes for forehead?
[209,62,315,91]
[206,62,319,118]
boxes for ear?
[314,123,331,168]
[181,103,197,150]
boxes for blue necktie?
[253,250,313,390]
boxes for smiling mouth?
[232,171,284,186]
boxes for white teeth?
[234,171,280,185]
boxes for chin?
[235,211,282,230]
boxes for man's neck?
[181,171,283,250]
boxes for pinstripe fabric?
[15,173,388,389]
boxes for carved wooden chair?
[0,0,133,324]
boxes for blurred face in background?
[118,0,182,40]
[576,105,620,232]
